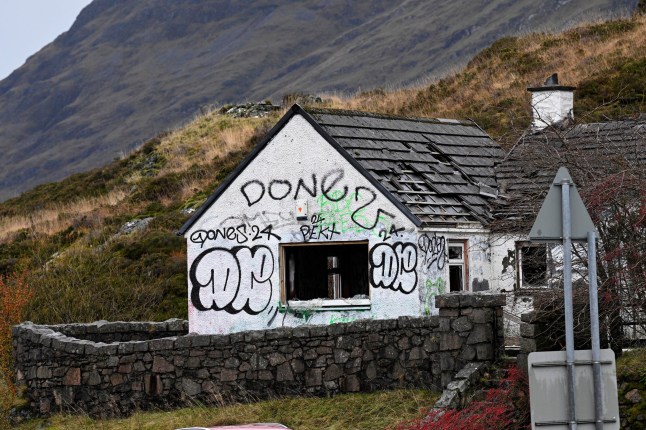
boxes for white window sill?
[286,299,371,311]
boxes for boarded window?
[283,242,369,301]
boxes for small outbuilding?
[179,104,506,334]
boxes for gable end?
[178,104,422,236]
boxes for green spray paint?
[329,315,357,325]
[316,190,396,237]
[277,303,315,323]
[423,278,446,316]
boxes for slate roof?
[307,108,505,226]
[179,105,505,235]
[494,115,646,229]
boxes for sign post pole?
[529,166,608,429]
[588,230,603,430]
[560,179,577,430]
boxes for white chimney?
[528,73,575,130]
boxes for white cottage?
[179,104,507,335]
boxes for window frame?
[279,240,371,311]
[515,241,549,290]
[448,239,469,292]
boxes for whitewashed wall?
[531,90,574,129]
[416,230,496,316]
[488,235,518,293]
[488,235,525,342]
[185,114,424,334]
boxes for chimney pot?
[544,73,559,86]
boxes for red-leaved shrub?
[1,271,32,427]
[393,366,530,430]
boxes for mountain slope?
[0,0,637,201]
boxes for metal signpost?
[528,167,619,430]
[528,350,619,429]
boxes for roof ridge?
[305,106,474,127]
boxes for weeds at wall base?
[392,365,530,430]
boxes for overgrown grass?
[13,390,438,430]
[616,348,646,382]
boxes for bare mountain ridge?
[0,0,637,201]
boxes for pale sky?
[0,0,93,80]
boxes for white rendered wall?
[416,230,500,316]
[531,90,574,129]
[488,235,529,342]
[185,114,424,334]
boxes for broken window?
[516,242,548,288]
[448,241,467,292]
[282,242,369,306]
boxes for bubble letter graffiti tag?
[189,245,274,315]
[369,242,417,294]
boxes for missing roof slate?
[308,107,503,226]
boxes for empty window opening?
[283,243,369,302]
[517,243,548,288]
[448,241,467,292]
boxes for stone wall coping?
[13,316,442,352]
[12,319,188,353]
[15,318,188,335]
[13,292,502,354]
[435,292,506,309]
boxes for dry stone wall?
[13,292,505,418]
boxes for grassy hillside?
[1,14,645,326]
[0,0,636,201]
[326,15,646,146]
[0,113,275,323]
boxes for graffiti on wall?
[299,214,341,242]
[189,245,274,315]
[190,166,420,320]
[418,233,446,273]
[316,186,396,235]
[238,168,400,237]
[378,224,406,241]
[422,277,445,316]
[189,224,281,248]
[329,315,357,325]
[220,211,294,231]
[240,170,343,205]
[369,242,417,294]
